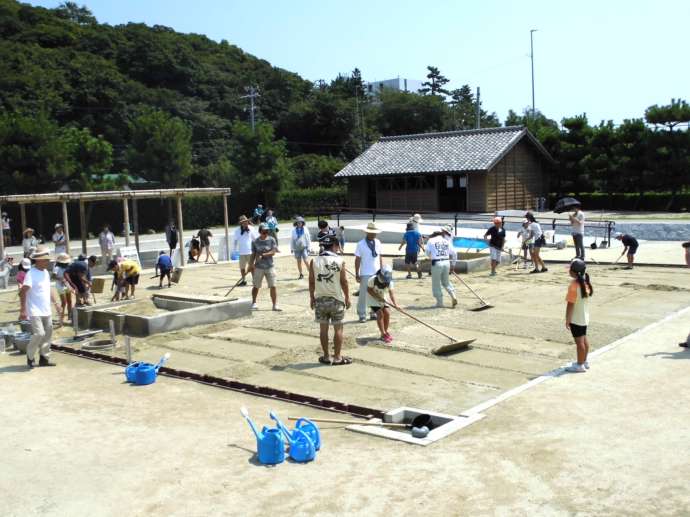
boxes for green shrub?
[276,187,347,218]
[547,192,690,211]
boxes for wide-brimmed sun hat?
[441,224,453,235]
[412,213,423,223]
[364,222,382,234]
[294,216,305,224]
[56,252,71,263]
[30,246,53,261]
[23,228,34,235]
[238,215,250,224]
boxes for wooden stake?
[79,200,87,255]
[61,200,71,255]
[122,198,130,247]
[176,196,185,266]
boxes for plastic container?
[230,251,240,261]
[270,411,316,463]
[257,427,285,465]
[294,417,321,451]
[125,362,142,383]
[134,363,157,385]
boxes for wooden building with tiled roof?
[335,126,554,212]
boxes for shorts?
[370,305,385,314]
[627,245,638,256]
[293,248,309,259]
[570,323,587,338]
[56,284,68,296]
[253,267,276,288]
[521,242,533,251]
[159,268,171,277]
[239,254,252,270]
[490,247,501,262]
[314,296,345,325]
[72,277,86,294]
[125,274,140,286]
[533,235,546,248]
[404,252,418,264]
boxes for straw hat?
[56,252,71,263]
[412,213,423,223]
[238,215,250,224]
[364,222,382,234]
[30,246,53,261]
[23,228,34,236]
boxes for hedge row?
[548,192,690,211]
[276,187,347,218]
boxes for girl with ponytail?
[565,258,593,373]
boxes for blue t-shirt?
[157,254,173,270]
[403,230,421,254]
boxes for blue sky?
[29,0,690,126]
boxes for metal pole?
[454,214,458,236]
[122,198,130,247]
[61,200,71,255]
[530,29,537,118]
[222,194,230,261]
[176,196,185,266]
[476,87,481,129]
[79,200,87,255]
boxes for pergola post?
[61,200,71,255]
[19,203,27,237]
[132,198,140,253]
[79,200,87,255]
[122,198,130,247]
[176,195,185,266]
[0,202,4,260]
[223,194,230,261]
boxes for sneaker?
[490,271,497,276]
[406,274,412,279]
[27,357,35,369]
[251,303,259,310]
[417,271,423,279]
[358,316,367,323]
[679,342,690,348]
[583,361,590,370]
[540,268,549,273]
[529,269,539,274]
[565,363,586,373]
[272,305,282,312]
[298,274,304,280]
[451,297,458,308]
[38,356,56,367]
[382,334,393,343]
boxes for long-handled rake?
[451,271,493,311]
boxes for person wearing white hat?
[367,265,398,343]
[22,228,38,258]
[52,223,67,255]
[233,215,258,286]
[354,222,383,322]
[425,225,458,308]
[20,247,60,368]
[53,252,73,326]
[290,216,311,279]
[408,213,423,232]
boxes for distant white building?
[365,77,424,97]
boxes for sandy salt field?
[3,251,688,416]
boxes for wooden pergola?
[0,188,232,266]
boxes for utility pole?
[240,86,260,132]
[530,29,538,119]
[476,87,481,129]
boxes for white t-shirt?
[233,226,258,255]
[571,211,585,234]
[53,232,67,253]
[529,222,543,240]
[367,275,393,307]
[23,267,52,317]
[426,236,455,261]
[354,238,382,276]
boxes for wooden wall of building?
[485,140,546,212]
[468,173,487,212]
[347,178,367,208]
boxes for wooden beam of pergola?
[0,188,231,260]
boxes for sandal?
[318,355,331,365]
[331,356,352,366]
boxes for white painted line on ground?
[461,304,690,418]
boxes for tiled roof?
[335,126,553,178]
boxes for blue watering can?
[230,250,240,261]
[292,417,321,451]
[270,411,316,463]
[124,353,171,385]
[241,407,284,465]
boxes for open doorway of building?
[438,174,467,211]
[367,179,377,209]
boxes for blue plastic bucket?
[230,251,240,261]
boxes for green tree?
[60,126,113,190]
[375,89,446,135]
[614,119,651,205]
[228,121,292,205]
[447,85,500,130]
[0,111,72,193]
[419,66,450,96]
[558,114,593,195]
[126,108,193,186]
[289,154,345,188]
[54,2,96,25]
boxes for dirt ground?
[3,251,688,418]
